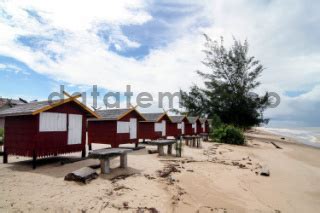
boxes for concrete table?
[88,148,132,174]
[183,135,202,148]
[200,133,209,141]
[147,139,177,156]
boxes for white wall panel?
[155,123,162,132]
[192,123,197,133]
[181,122,185,134]
[117,121,130,133]
[68,114,82,145]
[162,120,166,136]
[129,118,137,139]
[39,112,67,132]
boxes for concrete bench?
[88,148,132,174]
[147,139,177,156]
[183,135,202,148]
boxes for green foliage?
[180,35,270,129]
[211,114,222,130]
[211,125,245,145]
[0,128,3,145]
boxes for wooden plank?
[64,167,98,183]
[270,142,282,149]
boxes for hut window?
[39,112,67,132]
[192,123,197,132]
[177,123,182,129]
[155,121,166,136]
[117,121,130,133]
[155,123,163,132]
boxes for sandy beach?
[1,129,320,213]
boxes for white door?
[162,120,166,136]
[129,118,137,139]
[68,114,83,145]
[181,122,185,134]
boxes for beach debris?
[123,202,129,209]
[281,137,285,140]
[270,142,282,149]
[260,167,270,176]
[157,164,180,178]
[172,185,187,204]
[114,185,132,191]
[136,207,159,213]
[144,174,156,180]
[64,167,98,184]
[187,169,194,172]
[111,173,136,183]
[148,149,159,154]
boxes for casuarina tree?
[180,35,270,129]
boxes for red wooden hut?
[139,112,172,141]
[0,95,99,169]
[167,115,189,138]
[200,118,210,133]
[186,117,201,135]
[88,108,146,149]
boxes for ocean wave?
[259,127,320,148]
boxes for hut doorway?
[68,114,83,145]
[129,118,137,139]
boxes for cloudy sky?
[0,0,319,127]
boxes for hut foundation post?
[168,144,172,155]
[100,159,110,174]
[32,151,37,170]
[88,144,92,151]
[3,151,8,164]
[81,149,86,158]
[120,153,128,168]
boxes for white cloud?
[0,63,29,75]
[0,0,319,126]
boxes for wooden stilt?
[32,151,37,170]
[88,144,92,151]
[81,149,86,158]
[3,151,8,164]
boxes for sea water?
[260,127,320,148]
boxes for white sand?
[1,129,320,212]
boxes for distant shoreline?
[255,127,320,148]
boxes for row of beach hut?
[0,95,209,168]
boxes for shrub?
[211,125,245,145]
